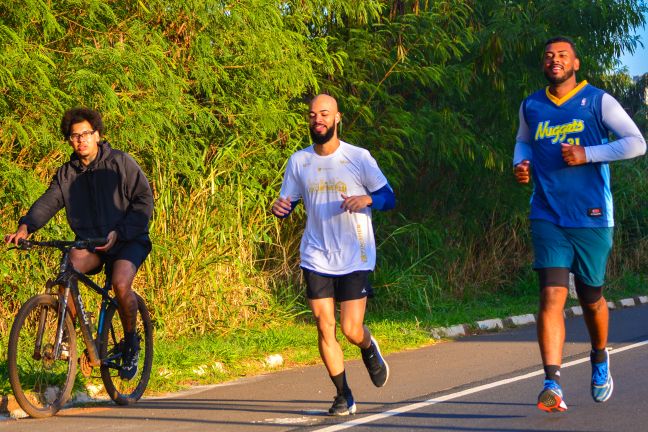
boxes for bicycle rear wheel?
[99,292,153,405]
[7,294,77,418]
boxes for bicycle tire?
[7,294,77,418]
[99,293,153,405]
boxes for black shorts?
[89,237,152,275]
[302,268,373,302]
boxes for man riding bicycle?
[4,107,154,380]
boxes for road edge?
[2,295,647,420]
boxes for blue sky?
[619,23,648,76]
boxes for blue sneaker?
[537,379,568,412]
[328,392,357,416]
[591,349,613,403]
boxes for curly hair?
[60,107,104,139]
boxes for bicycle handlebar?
[17,238,108,251]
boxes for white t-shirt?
[280,141,389,275]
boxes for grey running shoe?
[361,336,389,387]
[328,393,357,416]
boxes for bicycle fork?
[60,278,102,367]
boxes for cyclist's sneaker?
[119,340,140,381]
[591,349,613,403]
[537,379,568,413]
[328,392,357,416]
[361,336,389,387]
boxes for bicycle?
[7,238,153,418]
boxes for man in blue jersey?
[514,36,646,413]
[271,94,395,416]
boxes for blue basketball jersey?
[523,81,613,228]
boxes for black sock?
[124,331,137,349]
[330,371,352,396]
[361,340,374,355]
[591,348,607,363]
[544,365,561,384]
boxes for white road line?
[314,339,648,432]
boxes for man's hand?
[340,193,371,213]
[561,143,586,166]
[4,224,29,246]
[95,230,117,252]
[271,196,292,217]
[514,160,531,184]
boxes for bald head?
[308,94,341,146]
[310,94,338,112]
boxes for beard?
[310,122,336,145]
[544,66,575,85]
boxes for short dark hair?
[60,107,104,139]
[544,36,578,58]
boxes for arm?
[340,184,395,213]
[513,103,532,183]
[513,103,533,166]
[369,184,395,211]
[18,174,65,233]
[113,155,154,241]
[272,198,300,218]
[272,155,302,218]
[585,94,646,163]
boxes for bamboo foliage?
[0,0,646,335]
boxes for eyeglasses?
[69,130,96,142]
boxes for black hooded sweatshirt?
[19,141,154,242]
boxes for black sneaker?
[328,393,357,416]
[361,336,389,387]
[119,339,140,381]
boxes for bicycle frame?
[10,237,153,417]
[36,241,117,368]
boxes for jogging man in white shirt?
[272,94,395,416]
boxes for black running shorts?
[89,236,152,274]
[302,268,373,302]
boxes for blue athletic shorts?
[530,219,613,287]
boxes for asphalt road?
[2,304,647,432]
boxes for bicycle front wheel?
[99,292,153,405]
[7,294,77,418]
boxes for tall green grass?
[0,0,646,343]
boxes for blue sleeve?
[276,200,300,218]
[370,184,395,211]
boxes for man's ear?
[574,57,580,72]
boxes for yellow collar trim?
[545,80,588,106]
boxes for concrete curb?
[429,296,647,339]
